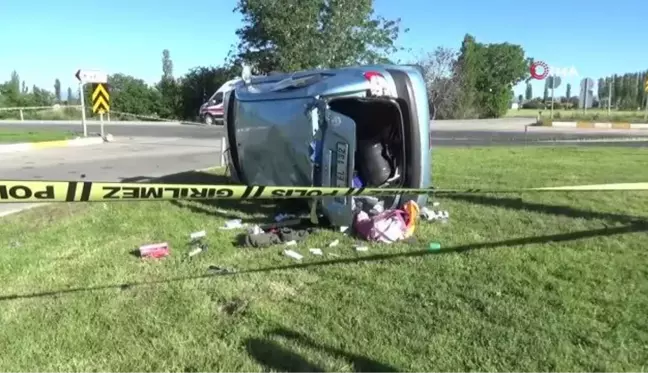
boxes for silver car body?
[223,64,431,226]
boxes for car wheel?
[204,114,214,125]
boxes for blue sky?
[0,0,646,99]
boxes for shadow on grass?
[1,222,646,302]
[121,170,305,224]
[444,194,647,225]
[246,328,398,372]
[246,338,326,372]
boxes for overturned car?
[222,65,431,227]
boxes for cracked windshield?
[0,0,646,371]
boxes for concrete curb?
[0,136,109,154]
[543,121,648,130]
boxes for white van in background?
[198,78,242,125]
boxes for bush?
[522,100,543,109]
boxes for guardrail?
[0,105,208,127]
[0,105,83,121]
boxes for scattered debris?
[138,242,170,259]
[278,227,311,243]
[432,201,440,207]
[207,265,236,274]
[190,230,206,240]
[402,200,420,238]
[275,213,297,222]
[369,200,385,215]
[354,245,369,252]
[284,240,297,246]
[187,244,208,258]
[354,210,408,243]
[244,232,282,248]
[420,207,450,222]
[186,230,208,259]
[283,249,303,260]
[328,239,340,247]
[248,224,264,235]
[339,226,349,233]
[309,248,323,256]
[428,242,442,251]
[221,219,246,230]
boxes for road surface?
[2,119,648,146]
[0,137,222,217]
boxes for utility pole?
[550,75,555,120]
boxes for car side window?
[213,92,224,105]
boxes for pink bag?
[354,209,408,243]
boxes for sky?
[1,0,647,99]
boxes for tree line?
[517,70,648,111]
[0,0,645,120]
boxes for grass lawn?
[1,147,647,371]
[506,108,648,123]
[0,128,76,143]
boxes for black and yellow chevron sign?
[91,83,110,114]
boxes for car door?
[317,103,357,227]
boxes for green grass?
[0,107,83,121]
[0,108,178,122]
[0,128,77,143]
[506,108,648,123]
[1,147,648,371]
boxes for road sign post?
[579,78,594,113]
[78,83,87,137]
[91,83,110,138]
[99,113,104,137]
[644,78,648,121]
[75,69,108,137]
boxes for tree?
[177,66,239,120]
[157,49,180,118]
[517,94,523,105]
[453,34,480,118]
[96,74,160,116]
[31,85,54,106]
[66,87,73,104]
[54,79,61,103]
[597,78,606,100]
[525,82,532,101]
[453,35,528,118]
[161,49,173,80]
[233,0,405,73]
[472,41,529,117]
[565,83,571,99]
[9,71,20,93]
[415,47,460,120]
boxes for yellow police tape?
[0,180,647,203]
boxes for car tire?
[204,114,214,125]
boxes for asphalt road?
[0,137,222,217]
[2,120,648,147]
